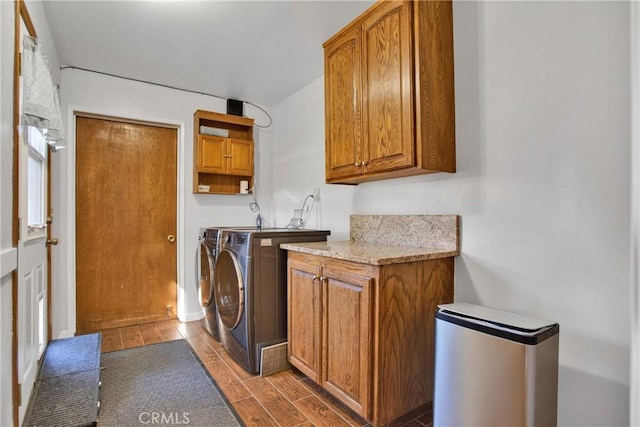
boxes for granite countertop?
[280,240,459,266]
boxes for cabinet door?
[288,258,323,383]
[324,25,362,182]
[227,138,253,176]
[361,0,415,174]
[322,264,372,418]
[198,135,226,173]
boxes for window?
[26,126,47,235]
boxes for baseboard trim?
[180,310,204,323]
[56,330,74,339]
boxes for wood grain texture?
[322,266,372,418]
[323,0,456,185]
[205,360,252,402]
[265,371,312,402]
[186,336,221,365]
[227,138,254,176]
[361,0,414,175]
[217,347,255,381]
[100,328,123,353]
[232,397,279,427]
[294,395,361,427]
[414,0,456,172]
[193,110,254,194]
[324,24,362,181]
[288,257,323,382]
[120,325,144,349]
[156,321,183,341]
[175,321,202,339]
[300,378,370,427]
[75,117,177,333]
[138,322,164,345]
[198,135,226,173]
[373,258,453,426]
[287,251,453,426]
[243,377,309,426]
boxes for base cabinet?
[287,251,454,426]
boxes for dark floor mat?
[99,340,243,427]
[40,333,101,379]
[26,369,100,427]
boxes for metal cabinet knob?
[46,238,58,246]
[355,162,361,167]
[167,235,176,243]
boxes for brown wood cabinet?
[287,251,454,426]
[324,0,455,184]
[193,110,254,194]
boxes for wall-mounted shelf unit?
[193,109,254,195]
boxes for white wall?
[272,2,631,425]
[271,77,355,238]
[56,69,273,337]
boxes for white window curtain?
[21,35,65,141]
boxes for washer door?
[198,242,214,308]
[215,249,244,330]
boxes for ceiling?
[42,0,374,107]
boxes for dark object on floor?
[24,333,102,427]
[99,339,243,427]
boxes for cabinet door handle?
[312,275,325,282]
[362,161,368,166]
[354,162,361,167]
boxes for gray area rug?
[99,340,243,427]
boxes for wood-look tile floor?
[97,319,433,427]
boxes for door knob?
[167,235,176,243]
[46,238,58,246]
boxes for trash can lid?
[437,303,557,333]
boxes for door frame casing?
[61,105,187,337]
[631,2,639,424]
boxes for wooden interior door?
[75,116,177,333]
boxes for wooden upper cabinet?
[323,0,455,184]
[325,25,362,181]
[198,136,226,173]
[361,1,414,175]
[227,138,254,176]
[197,136,254,176]
[193,110,255,194]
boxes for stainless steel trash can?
[433,303,559,427]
